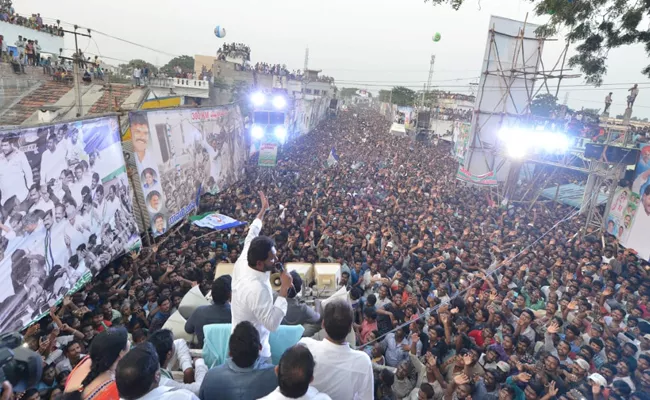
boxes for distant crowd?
[0,1,63,37]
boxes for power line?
[41,17,179,59]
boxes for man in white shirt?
[259,345,332,400]
[116,342,199,400]
[40,133,67,186]
[148,329,207,396]
[64,128,86,168]
[231,191,293,361]
[0,136,33,209]
[299,301,374,400]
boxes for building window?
[313,89,320,95]
[304,88,312,94]
[321,91,328,96]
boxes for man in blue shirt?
[198,321,277,400]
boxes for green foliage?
[530,93,559,117]
[424,0,650,85]
[118,59,158,77]
[382,86,416,106]
[340,88,360,98]
[161,55,195,76]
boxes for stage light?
[251,125,264,139]
[251,92,266,106]
[274,125,287,140]
[272,96,286,109]
[499,127,570,158]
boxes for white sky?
[17,0,650,118]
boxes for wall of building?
[0,63,52,120]
[194,54,216,75]
[0,21,64,55]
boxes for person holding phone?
[231,191,292,363]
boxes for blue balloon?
[214,26,226,38]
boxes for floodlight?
[251,125,264,139]
[251,92,266,106]
[274,125,287,140]
[272,96,287,109]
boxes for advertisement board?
[128,105,246,237]
[607,143,650,259]
[258,143,278,167]
[0,116,140,331]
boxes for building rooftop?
[0,66,148,126]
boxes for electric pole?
[61,25,92,117]
[303,47,309,73]
[426,55,436,92]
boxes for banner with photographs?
[606,143,650,260]
[0,116,141,331]
[258,143,278,167]
[129,105,246,237]
[453,121,471,164]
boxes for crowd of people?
[0,1,63,37]
[11,106,650,400]
[433,107,472,123]
[217,43,251,61]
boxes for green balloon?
[433,32,441,42]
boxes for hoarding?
[128,105,246,237]
[0,116,140,331]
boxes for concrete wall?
[0,63,51,115]
[0,21,64,55]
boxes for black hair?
[130,113,149,128]
[147,329,174,368]
[277,345,315,398]
[420,383,435,399]
[364,308,377,320]
[63,327,127,400]
[247,236,275,268]
[116,343,159,400]
[229,321,260,368]
[287,270,303,298]
[211,275,232,305]
[366,294,377,306]
[323,301,353,342]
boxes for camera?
[0,332,42,393]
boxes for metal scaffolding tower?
[426,55,436,92]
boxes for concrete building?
[0,21,64,57]
[0,63,147,126]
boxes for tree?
[161,55,194,76]
[118,59,158,77]
[378,90,392,102]
[388,86,416,106]
[424,0,650,85]
[530,93,559,117]
[230,80,252,115]
[340,88,360,98]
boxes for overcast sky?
[18,0,650,117]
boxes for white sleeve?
[172,339,194,372]
[193,358,208,385]
[248,283,287,332]
[159,376,203,396]
[356,357,374,400]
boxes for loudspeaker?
[584,143,639,165]
[214,263,234,281]
[178,285,210,319]
[270,273,282,291]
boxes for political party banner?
[606,144,650,259]
[128,105,246,237]
[189,212,245,231]
[453,121,471,164]
[456,167,497,186]
[258,142,278,167]
[0,116,141,332]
